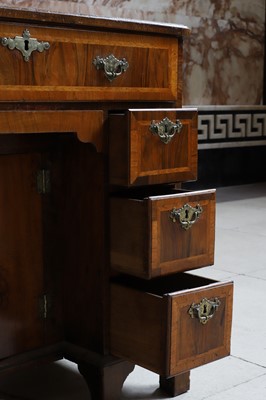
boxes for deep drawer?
[109,108,198,186]
[110,273,233,377]
[0,23,180,102]
[110,187,215,279]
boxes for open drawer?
[110,273,233,377]
[108,108,198,186]
[110,187,215,279]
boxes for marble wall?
[1,0,265,106]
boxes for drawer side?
[110,197,150,278]
[110,283,169,375]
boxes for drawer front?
[110,274,233,376]
[109,109,198,186]
[169,280,233,375]
[110,189,215,279]
[0,23,179,102]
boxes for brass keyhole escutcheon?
[188,298,221,325]
[169,203,203,230]
[1,29,50,61]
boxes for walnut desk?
[0,7,233,399]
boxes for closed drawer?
[0,23,179,102]
[110,187,215,279]
[110,273,233,377]
[109,108,197,186]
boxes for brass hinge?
[39,294,52,319]
[36,169,51,194]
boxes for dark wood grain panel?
[109,109,198,186]
[0,152,44,358]
[0,110,104,151]
[110,189,215,279]
[0,23,180,102]
[170,281,233,375]
[110,274,233,377]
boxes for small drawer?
[110,187,215,279]
[0,23,180,102]
[109,108,198,186]
[110,273,233,377]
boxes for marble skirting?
[197,106,266,149]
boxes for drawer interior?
[111,272,217,297]
[111,185,191,200]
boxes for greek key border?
[197,106,266,149]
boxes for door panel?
[0,152,44,358]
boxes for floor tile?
[206,373,266,400]
[231,275,266,367]
[247,267,266,280]
[216,201,266,233]
[214,228,266,273]
[122,357,265,400]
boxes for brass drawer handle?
[93,54,129,82]
[188,298,221,325]
[149,117,183,144]
[1,29,50,62]
[169,203,203,230]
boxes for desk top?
[0,4,189,37]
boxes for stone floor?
[0,182,265,399]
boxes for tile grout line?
[200,367,266,400]
[230,355,266,370]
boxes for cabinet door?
[0,152,44,359]
[0,138,67,358]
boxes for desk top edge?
[0,5,190,37]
